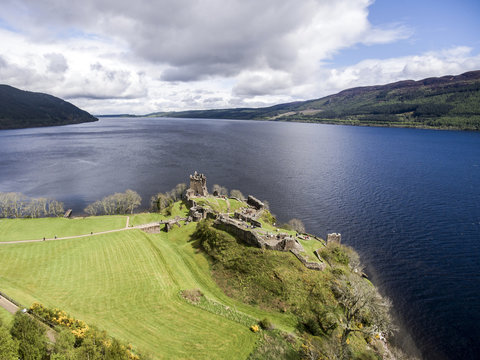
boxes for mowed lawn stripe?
[0,216,127,242]
[0,229,256,359]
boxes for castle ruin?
[186,171,208,197]
[326,233,341,244]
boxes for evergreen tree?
[10,311,47,360]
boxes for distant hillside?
[154,70,480,130]
[0,85,98,130]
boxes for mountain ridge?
[0,85,98,130]
[150,70,480,130]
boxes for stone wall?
[141,224,161,233]
[214,215,304,253]
[214,216,267,248]
[291,250,326,271]
[247,195,264,210]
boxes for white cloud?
[319,46,480,96]
[0,0,478,114]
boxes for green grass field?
[297,238,324,263]
[193,196,245,214]
[129,202,190,227]
[0,306,13,326]
[0,216,127,242]
[0,223,296,358]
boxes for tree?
[124,189,141,214]
[172,183,187,200]
[212,184,228,196]
[331,274,395,355]
[287,218,306,233]
[84,190,142,215]
[85,200,102,216]
[10,311,47,360]
[52,329,77,360]
[150,193,172,212]
[48,199,65,217]
[230,189,244,199]
[0,325,18,360]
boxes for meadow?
[0,221,296,358]
[0,216,127,242]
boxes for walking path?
[0,217,163,245]
[0,295,18,314]
[0,227,133,245]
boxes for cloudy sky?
[0,0,479,115]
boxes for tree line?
[84,190,141,216]
[0,192,64,218]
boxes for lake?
[0,117,479,359]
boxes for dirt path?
[0,295,18,314]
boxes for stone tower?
[187,171,208,197]
[326,233,341,244]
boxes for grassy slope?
[193,196,245,214]
[0,216,127,242]
[0,306,13,327]
[130,201,190,226]
[0,224,297,359]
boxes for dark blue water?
[0,118,479,359]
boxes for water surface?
[0,118,479,359]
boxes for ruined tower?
[326,233,341,244]
[187,171,208,197]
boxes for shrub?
[259,318,274,330]
[230,189,244,199]
[180,289,203,304]
[320,244,349,266]
[287,218,306,233]
[304,318,322,336]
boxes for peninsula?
[0,173,411,359]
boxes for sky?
[0,0,479,115]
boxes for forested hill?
[0,85,97,130]
[154,70,480,130]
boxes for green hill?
[0,196,405,359]
[155,70,480,130]
[0,85,98,130]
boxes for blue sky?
[0,0,479,114]
[332,0,480,66]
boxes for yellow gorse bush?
[29,302,89,339]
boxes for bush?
[287,218,306,233]
[303,318,322,336]
[181,289,203,304]
[320,244,350,266]
[259,318,274,330]
[230,189,244,199]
